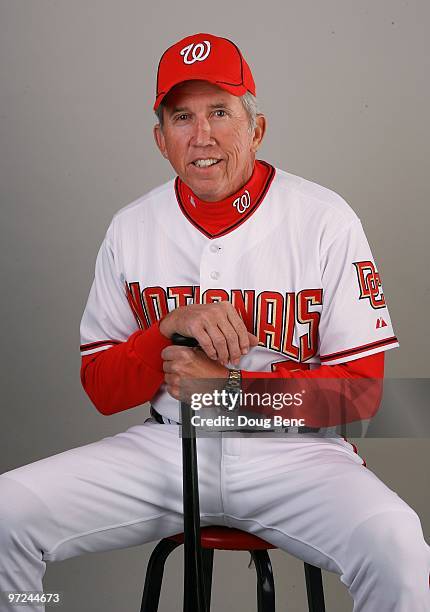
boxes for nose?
[191,116,214,147]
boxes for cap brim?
[153,78,249,111]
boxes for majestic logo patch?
[233,190,251,214]
[376,317,387,329]
[180,41,211,65]
[353,260,386,309]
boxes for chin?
[189,180,223,201]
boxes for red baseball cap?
[154,33,256,111]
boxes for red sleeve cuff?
[133,321,172,372]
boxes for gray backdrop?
[1,0,429,610]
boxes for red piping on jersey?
[80,339,121,352]
[320,337,398,362]
[342,436,367,467]
[174,159,275,238]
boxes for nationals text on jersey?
[125,282,323,361]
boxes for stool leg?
[202,549,214,611]
[250,550,276,612]
[304,562,326,612]
[140,539,182,612]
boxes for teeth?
[193,159,220,168]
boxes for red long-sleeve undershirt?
[241,352,384,428]
[80,322,384,421]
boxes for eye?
[174,113,189,121]
[213,109,227,117]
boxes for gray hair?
[155,90,260,133]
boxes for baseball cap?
[154,33,256,111]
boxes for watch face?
[226,370,241,392]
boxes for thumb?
[247,332,259,347]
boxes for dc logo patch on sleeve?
[353,260,386,309]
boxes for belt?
[150,406,320,434]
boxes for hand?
[159,302,258,366]
[162,345,229,401]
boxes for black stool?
[140,525,326,611]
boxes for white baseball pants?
[0,419,429,611]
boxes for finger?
[165,373,187,401]
[202,324,229,365]
[161,345,183,361]
[164,373,173,393]
[226,308,252,356]
[166,385,180,400]
[162,345,193,362]
[162,360,173,373]
[162,350,193,374]
[216,320,242,366]
[165,372,179,389]
[248,332,259,347]
[191,326,218,361]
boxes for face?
[154,80,266,202]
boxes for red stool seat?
[168,526,277,550]
[142,526,325,611]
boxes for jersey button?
[210,244,221,253]
[210,271,220,280]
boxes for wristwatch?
[222,368,242,411]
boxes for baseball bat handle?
[171,332,200,348]
[171,332,206,611]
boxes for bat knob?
[171,332,200,348]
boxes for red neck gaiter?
[174,159,275,238]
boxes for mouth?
[191,158,223,169]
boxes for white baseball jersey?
[80,163,399,422]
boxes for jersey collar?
[174,159,275,238]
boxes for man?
[0,33,429,611]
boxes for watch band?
[222,369,242,411]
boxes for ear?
[251,114,267,153]
[153,123,169,159]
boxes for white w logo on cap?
[180,41,211,65]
